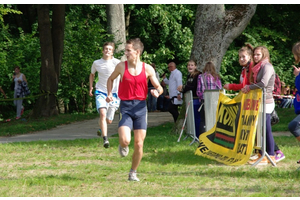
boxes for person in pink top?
[106,38,163,181]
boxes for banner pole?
[252,88,276,166]
[177,91,199,145]
[177,100,190,142]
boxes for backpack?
[273,73,281,95]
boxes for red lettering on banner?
[244,99,250,110]
[243,99,259,111]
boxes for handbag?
[271,109,279,126]
[21,81,31,96]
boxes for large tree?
[173,4,257,134]
[106,4,126,61]
[32,4,65,118]
[191,4,257,72]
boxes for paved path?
[0,111,291,143]
[272,131,292,137]
[0,112,173,143]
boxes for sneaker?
[250,154,259,160]
[128,172,140,181]
[297,159,300,164]
[103,140,110,148]
[97,129,102,137]
[118,145,129,157]
[15,117,21,120]
[248,154,268,165]
[275,150,285,162]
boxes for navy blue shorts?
[119,100,148,130]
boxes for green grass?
[272,107,296,132]
[0,107,299,197]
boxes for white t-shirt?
[91,57,120,94]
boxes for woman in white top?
[13,66,27,119]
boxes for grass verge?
[0,107,299,197]
[0,121,300,197]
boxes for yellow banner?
[195,89,262,165]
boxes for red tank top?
[118,61,148,101]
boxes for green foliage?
[220,4,300,87]
[220,48,240,88]
[1,4,300,118]
[60,5,110,113]
[0,4,22,22]
[125,4,197,78]
[0,10,40,119]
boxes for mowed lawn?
[1,107,300,197]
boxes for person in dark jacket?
[177,59,201,137]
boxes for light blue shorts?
[95,90,120,121]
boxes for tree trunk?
[52,4,65,80]
[32,4,65,118]
[14,5,37,34]
[191,4,257,72]
[175,4,257,135]
[106,4,126,61]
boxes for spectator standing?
[197,61,222,135]
[224,44,285,162]
[157,80,170,112]
[223,44,254,91]
[288,41,300,164]
[13,66,27,120]
[162,62,183,122]
[177,59,201,138]
[241,46,276,165]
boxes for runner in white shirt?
[89,42,121,148]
